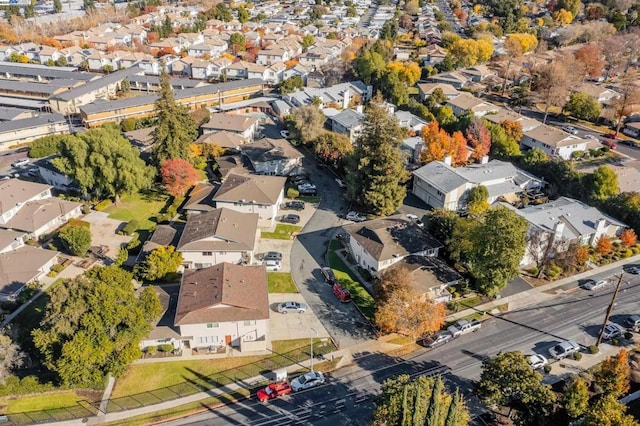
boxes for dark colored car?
[320,267,338,285]
[620,139,639,148]
[289,174,310,185]
[284,201,305,211]
[603,132,619,139]
[263,251,282,261]
[602,139,617,149]
[281,214,300,224]
[420,332,453,349]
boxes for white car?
[584,134,598,140]
[602,323,625,340]
[548,340,580,360]
[280,130,290,139]
[562,126,579,135]
[263,260,281,271]
[527,354,548,370]
[11,158,29,167]
[291,371,325,391]
[345,211,367,222]
[277,301,307,314]
[582,279,608,291]
[335,178,346,188]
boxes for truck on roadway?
[447,319,481,338]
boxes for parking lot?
[82,212,133,261]
[268,293,331,341]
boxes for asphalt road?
[163,264,640,425]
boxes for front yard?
[327,240,376,322]
[261,224,302,240]
[102,191,170,231]
[267,272,298,293]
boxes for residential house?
[283,64,310,84]
[256,48,290,66]
[0,114,68,149]
[136,222,183,262]
[521,124,589,160]
[0,229,25,254]
[428,71,469,89]
[328,108,364,143]
[459,65,496,83]
[504,197,627,266]
[416,82,459,103]
[188,42,228,58]
[396,255,463,303]
[214,155,251,180]
[210,57,233,79]
[420,44,447,67]
[174,262,269,351]
[395,110,428,135]
[0,245,59,301]
[412,159,544,211]
[0,179,52,225]
[1,197,82,240]
[572,83,619,104]
[194,130,245,151]
[298,49,330,68]
[139,285,183,352]
[226,60,250,80]
[240,138,304,175]
[182,183,217,214]
[445,92,500,118]
[212,174,286,223]
[482,107,542,132]
[176,208,258,268]
[201,113,260,141]
[0,46,16,62]
[342,215,443,274]
[264,62,286,85]
[35,158,76,191]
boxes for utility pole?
[596,274,625,347]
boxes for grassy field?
[327,240,376,321]
[271,338,334,355]
[103,191,169,231]
[0,391,90,414]
[261,224,302,240]
[267,272,298,293]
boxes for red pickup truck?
[333,284,352,303]
[257,381,292,402]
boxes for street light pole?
[596,274,625,347]
[310,327,318,373]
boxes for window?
[206,323,219,328]
[203,251,212,256]
[243,320,255,326]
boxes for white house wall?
[179,319,267,348]
[180,250,246,268]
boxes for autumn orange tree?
[374,266,446,339]
[620,229,638,247]
[420,122,467,165]
[576,245,590,265]
[596,235,613,255]
[595,349,630,399]
[466,118,491,162]
[160,158,199,197]
[574,43,605,81]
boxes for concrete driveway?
[268,293,330,341]
[82,212,132,261]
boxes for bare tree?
[0,331,23,384]
[532,60,578,123]
[526,229,565,277]
[611,71,640,136]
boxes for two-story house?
[201,113,260,141]
[240,138,304,175]
[212,174,286,224]
[521,124,589,160]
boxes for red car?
[603,132,619,139]
[602,139,617,149]
[332,284,352,302]
[257,381,292,402]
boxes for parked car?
[290,174,310,185]
[332,283,352,302]
[298,183,317,196]
[291,372,325,392]
[277,301,307,314]
[562,126,579,135]
[448,319,481,337]
[283,201,305,211]
[584,134,598,140]
[624,314,640,331]
[345,211,367,222]
[280,130,291,139]
[603,132,619,139]
[263,251,282,261]
[625,265,640,275]
[527,354,549,370]
[548,340,580,360]
[602,139,617,149]
[602,322,625,340]
[620,139,639,148]
[320,267,338,285]
[281,214,300,224]
[257,381,292,402]
[581,279,609,291]
[263,260,281,271]
[421,332,453,349]
[11,158,28,167]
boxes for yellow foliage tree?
[448,39,480,67]
[476,39,494,62]
[506,33,538,53]
[554,8,573,25]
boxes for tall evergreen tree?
[152,68,197,165]
[346,98,409,215]
[426,376,444,426]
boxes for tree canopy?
[58,223,91,257]
[565,92,601,121]
[32,266,163,386]
[346,100,409,215]
[373,374,470,426]
[160,158,199,197]
[136,246,183,282]
[52,125,155,199]
[290,104,326,145]
[590,165,619,203]
[152,68,198,164]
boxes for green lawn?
[271,338,334,355]
[327,240,376,322]
[103,191,169,231]
[298,196,321,204]
[0,391,89,414]
[261,224,302,240]
[267,272,298,293]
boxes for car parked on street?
[11,158,29,167]
[283,201,305,211]
[291,372,325,391]
[620,139,639,148]
[335,178,346,188]
[280,130,291,139]
[602,322,625,340]
[257,381,292,402]
[603,132,619,139]
[562,126,579,135]
[320,267,338,285]
[548,340,580,360]
[345,211,367,222]
[625,314,640,331]
[527,354,548,370]
[277,301,307,314]
[624,265,640,275]
[420,332,453,349]
[581,279,609,291]
[602,139,617,149]
[290,174,310,185]
[281,214,300,224]
[584,134,598,140]
[298,183,317,196]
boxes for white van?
[11,158,29,167]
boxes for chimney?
[342,89,350,109]
[413,142,423,164]
[480,155,489,164]
[553,221,565,238]
[590,218,608,246]
[443,156,452,166]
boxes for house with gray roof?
[521,124,589,160]
[328,108,364,143]
[343,215,443,274]
[176,207,258,268]
[502,197,627,266]
[212,174,286,224]
[412,159,544,212]
[0,245,59,301]
[0,113,68,149]
[240,138,303,176]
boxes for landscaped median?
[327,240,376,322]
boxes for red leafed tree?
[160,159,199,197]
[466,119,491,162]
[452,130,468,166]
[620,229,638,247]
[420,121,455,163]
[596,235,613,255]
[574,43,605,80]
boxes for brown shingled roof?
[0,178,52,216]
[3,198,81,233]
[174,263,269,325]
[213,174,285,205]
[176,207,258,252]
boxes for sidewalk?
[446,254,640,323]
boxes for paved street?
[163,263,640,425]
